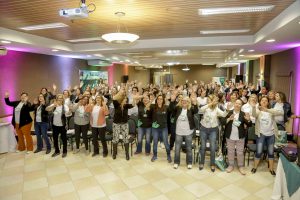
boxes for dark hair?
[20,92,28,96]
[154,95,166,112]
[132,86,139,92]
[218,93,224,103]
[259,96,270,108]
[40,87,48,93]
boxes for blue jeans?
[199,126,218,166]
[34,122,51,150]
[174,134,193,165]
[136,127,151,153]
[152,127,170,158]
[255,134,275,160]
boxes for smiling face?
[260,97,269,108]
[143,95,150,105]
[41,88,47,95]
[38,94,45,102]
[95,96,102,105]
[20,93,28,102]
[234,99,243,111]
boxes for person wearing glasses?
[46,94,71,158]
[4,91,33,153]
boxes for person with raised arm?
[31,94,51,154]
[198,94,228,172]
[46,94,71,158]
[85,95,109,157]
[4,91,33,153]
[71,95,90,155]
[151,94,172,163]
[251,96,283,176]
[169,95,198,169]
[112,89,137,160]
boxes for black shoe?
[167,156,172,163]
[211,167,215,172]
[62,153,67,158]
[199,165,204,171]
[103,153,108,158]
[151,156,157,162]
[46,149,51,154]
[34,149,42,153]
[51,152,60,157]
[251,168,257,174]
[126,153,130,160]
[112,154,116,159]
[270,170,276,176]
[92,153,99,157]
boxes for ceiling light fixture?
[198,5,274,15]
[165,50,188,56]
[67,37,102,42]
[239,49,244,53]
[93,54,104,57]
[248,49,255,52]
[182,65,190,71]
[200,29,250,34]
[101,12,139,44]
[202,50,228,53]
[1,40,11,44]
[239,55,245,57]
[19,23,68,31]
[52,49,59,52]
[266,39,276,43]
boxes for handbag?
[215,128,227,171]
[275,130,288,148]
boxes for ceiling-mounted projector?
[59,0,95,19]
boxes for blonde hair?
[113,92,126,104]
[177,96,191,109]
[207,94,217,109]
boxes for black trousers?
[92,127,108,155]
[74,124,89,150]
[52,125,67,153]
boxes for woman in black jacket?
[4,91,33,153]
[170,95,198,169]
[224,99,251,175]
[31,94,51,154]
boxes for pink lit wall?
[0,50,88,116]
[270,46,300,135]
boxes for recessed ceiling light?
[238,49,244,53]
[67,37,102,42]
[202,50,228,53]
[266,39,276,43]
[86,55,91,57]
[248,49,255,52]
[200,29,250,34]
[165,50,188,56]
[93,54,104,57]
[198,5,274,15]
[52,49,59,52]
[19,23,68,31]
[1,40,11,44]
[239,55,245,57]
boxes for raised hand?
[5,91,9,98]
[244,112,250,121]
[53,84,57,91]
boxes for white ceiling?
[0,0,300,68]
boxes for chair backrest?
[128,118,137,134]
[68,116,75,129]
[247,126,257,141]
[106,117,113,134]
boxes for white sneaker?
[26,151,33,154]
[173,164,179,169]
[187,164,192,169]
[15,150,20,153]
[73,149,80,154]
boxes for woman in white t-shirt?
[46,94,71,158]
[251,97,283,176]
[199,94,228,172]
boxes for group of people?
[4,79,292,175]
